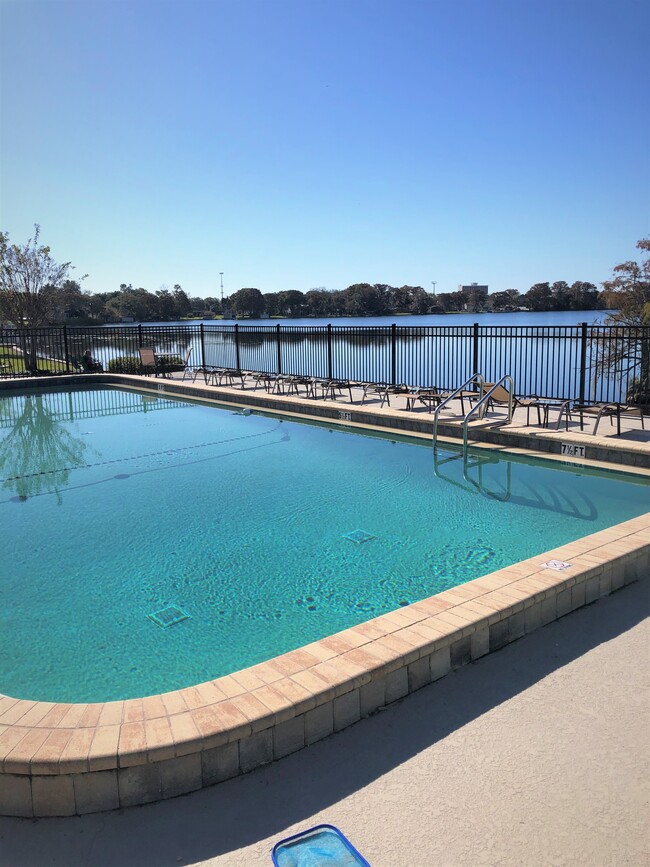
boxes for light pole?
[431,281,437,296]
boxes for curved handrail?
[462,374,514,456]
[432,373,484,452]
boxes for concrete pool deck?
[0,374,648,820]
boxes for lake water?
[129,309,613,329]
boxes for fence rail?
[1,322,648,404]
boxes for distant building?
[458,283,488,297]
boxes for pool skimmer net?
[343,529,376,545]
[148,606,190,628]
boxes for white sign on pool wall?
[561,443,586,459]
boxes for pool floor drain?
[148,606,190,628]
[342,529,376,544]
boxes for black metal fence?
[1,322,648,404]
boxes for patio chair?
[179,346,197,379]
[138,347,169,378]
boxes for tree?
[524,282,553,312]
[489,289,521,312]
[594,238,650,405]
[173,284,191,318]
[106,284,161,322]
[568,281,600,311]
[341,284,387,316]
[156,287,177,320]
[550,281,571,310]
[601,238,650,325]
[276,290,306,317]
[202,296,222,316]
[230,287,265,318]
[466,287,488,313]
[436,290,465,313]
[0,225,83,328]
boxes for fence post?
[235,323,241,372]
[276,324,282,374]
[472,322,479,376]
[327,324,333,380]
[199,324,206,370]
[63,325,70,372]
[137,324,143,348]
[578,322,588,404]
[391,323,397,385]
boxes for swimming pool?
[1,385,649,704]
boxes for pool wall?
[1,512,648,817]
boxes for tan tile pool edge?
[1,512,648,817]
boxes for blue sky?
[1,0,648,299]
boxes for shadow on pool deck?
[1,574,648,867]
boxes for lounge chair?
[361,382,408,408]
[208,367,247,388]
[567,401,645,435]
[479,382,543,425]
[405,386,443,412]
[285,375,319,398]
[320,378,354,403]
[247,371,276,392]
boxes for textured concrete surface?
[1,574,648,867]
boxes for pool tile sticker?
[148,606,191,628]
[342,530,376,545]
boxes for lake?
[128,310,613,329]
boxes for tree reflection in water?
[0,395,92,504]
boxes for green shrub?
[108,355,140,374]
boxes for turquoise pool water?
[1,386,648,703]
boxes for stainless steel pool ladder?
[462,374,514,458]
[432,373,484,454]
